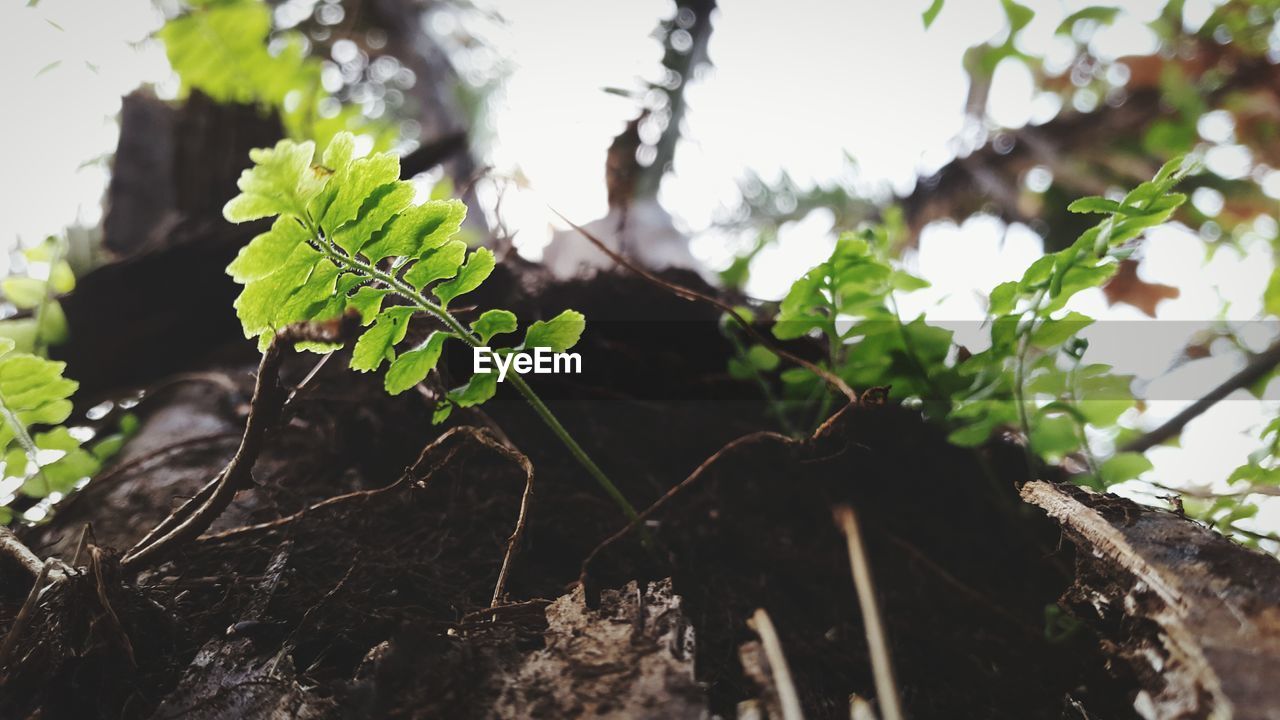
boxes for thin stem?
[505,372,636,520]
[0,398,51,497]
[302,217,638,521]
[31,239,64,358]
[1012,287,1047,476]
[724,326,800,437]
[888,292,947,412]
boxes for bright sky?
[1,0,1277,537]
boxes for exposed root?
[90,546,137,669]
[122,317,357,571]
[0,560,54,673]
[578,430,796,602]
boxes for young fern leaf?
[222,132,638,520]
[0,338,100,499]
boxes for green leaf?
[1066,197,1124,215]
[432,402,454,425]
[227,217,311,282]
[0,351,85,494]
[320,151,402,234]
[1000,0,1034,32]
[1055,6,1120,35]
[1019,255,1056,290]
[1264,269,1280,318]
[385,332,450,395]
[5,447,27,476]
[746,344,780,372]
[522,309,585,353]
[348,287,391,324]
[361,199,467,263]
[433,247,495,306]
[472,309,518,344]
[922,0,944,28]
[448,371,498,408]
[232,242,326,344]
[329,181,415,256]
[1099,452,1153,487]
[350,306,416,372]
[404,240,467,290]
[1030,312,1093,348]
[988,281,1018,316]
[48,260,75,294]
[37,301,68,347]
[158,0,273,104]
[2,277,46,309]
[223,139,325,222]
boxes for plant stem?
[304,218,639,521]
[0,398,51,497]
[504,372,637,520]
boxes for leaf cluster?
[738,157,1195,491]
[223,132,586,421]
[0,338,102,523]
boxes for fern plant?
[0,338,100,523]
[222,131,638,520]
[739,157,1196,491]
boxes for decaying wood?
[492,579,704,719]
[1021,480,1280,720]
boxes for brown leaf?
[1102,259,1179,317]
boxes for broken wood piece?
[1021,480,1280,720]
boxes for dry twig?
[834,505,904,720]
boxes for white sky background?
[1,0,1278,535]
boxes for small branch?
[834,505,904,720]
[121,317,355,572]
[0,526,45,581]
[548,206,857,402]
[1123,338,1280,454]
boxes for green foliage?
[222,131,637,518]
[159,0,394,151]
[922,0,945,29]
[736,158,1196,493]
[224,132,523,406]
[0,338,99,501]
[726,215,955,435]
[0,237,74,355]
